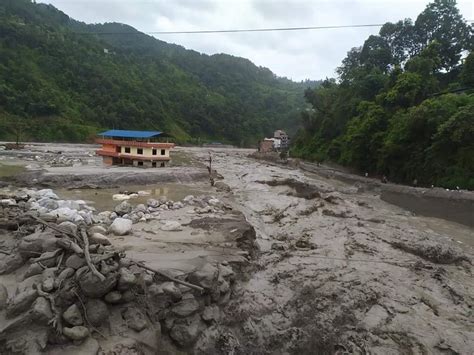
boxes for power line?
[74,20,474,35]
[69,23,383,36]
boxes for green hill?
[0,0,317,145]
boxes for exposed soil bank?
[259,159,474,227]
[0,143,209,189]
[381,187,474,228]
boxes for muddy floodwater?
[0,162,25,178]
[0,143,473,354]
[56,183,211,211]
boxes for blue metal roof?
[99,130,163,138]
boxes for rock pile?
[0,188,238,354]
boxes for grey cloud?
[38,0,473,80]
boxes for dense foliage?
[292,0,474,189]
[0,0,316,145]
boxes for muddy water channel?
[56,183,211,211]
[188,147,474,354]
[0,162,25,178]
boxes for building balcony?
[95,138,175,149]
[96,150,171,161]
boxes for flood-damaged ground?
[0,143,473,354]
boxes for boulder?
[183,195,195,203]
[171,296,200,318]
[112,194,130,201]
[135,204,147,213]
[114,201,132,216]
[63,326,90,341]
[88,225,107,235]
[57,221,78,236]
[78,271,117,298]
[6,289,38,318]
[37,198,59,210]
[65,254,86,270]
[117,268,137,291]
[172,202,184,209]
[0,198,17,206]
[104,291,122,304]
[0,253,24,274]
[214,181,231,192]
[218,263,235,281]
[162,282,182,301]
[187,263,219,289]
[31,296,53,324]
[160,221,182,231]
[170,314,205,347]
[0,284,8,310]
[85,299,108,326]
[55,267,75,287]
[47,337,99,355]
[123,307,147,332]
[147,199,160,208]
[49,207,83,223]
[33,189,59,200]
[24,263,43,279]
[89,232,111,245]
[109,218,133,236]
[63,304,83,326]
[42,278,55,292]
[201,305,220,323]
[208,198,220,206]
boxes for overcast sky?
[37,0,473,81]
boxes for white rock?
[172,202,184,209]
[137,191,150,196]
[208,198,220,206]
[90,233,111,245]
[112,194,130,201]
[0,199,17,206]
[50,207,82,222]
[33,189,59,200]
[109,218,133,235]
[160,221,182,231]
[183,195,195,203]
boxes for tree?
[414,0,471,70]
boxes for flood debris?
[0,184,255,354]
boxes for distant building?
[259,139,274,153]
[95,130,174,168]
[274,130,290,149]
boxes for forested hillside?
[0,0,315,145]
[292,0,473,189]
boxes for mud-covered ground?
[188,147,473,354]
[0,143,473,354]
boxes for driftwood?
[80,228,105,282]
[31,249,62,263]
[56,238,83,254]
[132,261,204,293]
[29,215,83,244]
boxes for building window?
[152,149,157,155]
[152,162,157,167]
[116,146,121,153]
[124,147,131,153]
[161,149,166,155]
[160,162,165,167]
[137,148,143,155]
[138,161,143,166]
